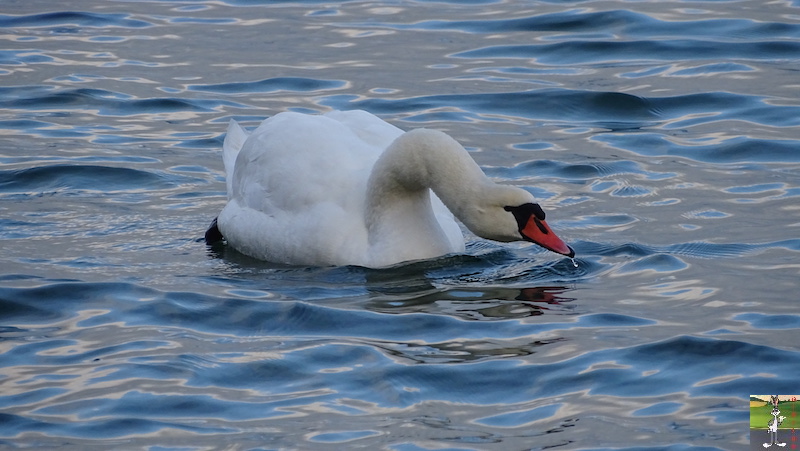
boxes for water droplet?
[571,258,578,268]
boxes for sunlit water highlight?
[1,1,799,449]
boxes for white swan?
[206,110,574,267]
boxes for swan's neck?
[364,129,496,265]
[369,129,488,209]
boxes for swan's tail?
[223,119,248,198]
[205,217,224,245]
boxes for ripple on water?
[0,164,204,198]
[452,40,800,65]
[734,313,800,330]
[186,77,347,94]
[321,89,663,129]
[486,159,676,182]
[0,87,247,117]
[0,12,153,30]
[618,253,688,274]
[405,9,800,41]
[595,133,800,164]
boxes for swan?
[206,110,574,267]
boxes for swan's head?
[465,186,574,258]
[504,203,575,257]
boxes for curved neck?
[367,128,489,216]
[364,129,488,265]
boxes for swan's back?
[226,111,402,213]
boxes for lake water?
[1,1,799,449]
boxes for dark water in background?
[1,0,799,449]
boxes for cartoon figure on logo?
[764,395,787,448]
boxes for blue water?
[1,1,799,449]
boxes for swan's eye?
[504,203,547,229]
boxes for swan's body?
[209,110,573,267]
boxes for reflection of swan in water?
[206,110,573,268]
[367,283,576,319]
[363,285,576,362]
[515,286,577,314]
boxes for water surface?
[1,1,799,449]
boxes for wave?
[391,9,800,41]
[0,11,153,29]
[321,89,800,134]
[187,77,347,94]
[0,86,244,116]
[0,164,202,197]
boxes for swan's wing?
[232,112,383,212]
[221,111,400,265]
[431,193,466,253]
[223,120,248,199]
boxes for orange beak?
[520,215,575,258]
